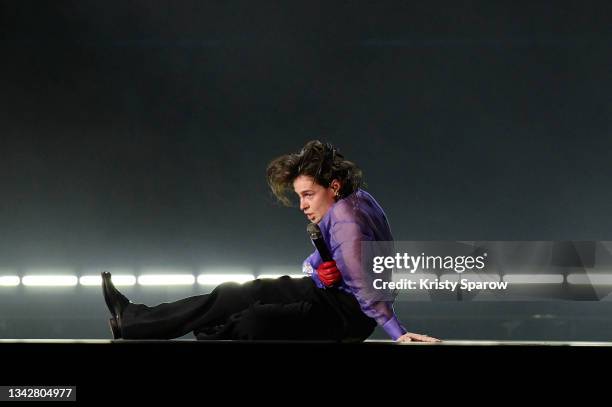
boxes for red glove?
[317,261,342,287]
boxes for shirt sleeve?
[328,221,407,340]
[303,251,324,288]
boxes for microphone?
[307,223,333,262]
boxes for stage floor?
[2,338,612,346]
[1,337,609,402]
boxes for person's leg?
[208,300,340,341]
[324,288,377,342]
[120,281,251,339]
[237,275,315,304]
[196,277,355,341]
[120,275,338,340]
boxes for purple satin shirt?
[302,188,407,340]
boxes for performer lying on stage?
[101,140,440,342]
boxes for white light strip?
[567,273,612,285]
[502,274,564,284]
[138,274,196,286]
[0,276,20,286]
[22,275,78,286]
[81,268,135,277]
[440,273,502,282]
[257,274,305,279]
[197,274,255,285]
[79,275,137,286]
[201,267,253,274]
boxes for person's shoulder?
[330,189,369,223]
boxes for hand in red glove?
[317,260,342,287]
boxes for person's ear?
[331,179,341,196]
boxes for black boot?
[101,271,130,339]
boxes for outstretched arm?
[329,221,441,342]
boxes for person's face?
[293,175,340,224]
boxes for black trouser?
[120,276,377,342]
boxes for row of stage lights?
[0,269,306,287]
[1,272,612,287]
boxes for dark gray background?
[1,0,611,340]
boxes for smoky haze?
[1,1,611,339]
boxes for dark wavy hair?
[266,140,365,206]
